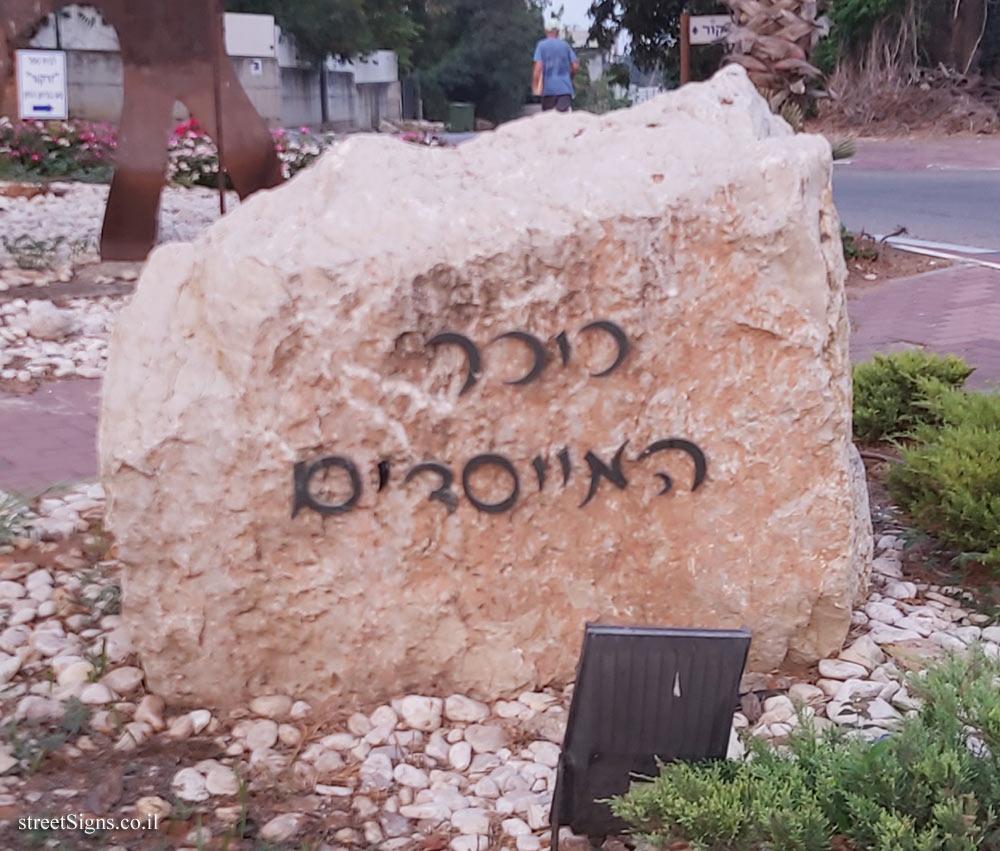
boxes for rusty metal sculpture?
[1,0,283,260]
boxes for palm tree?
[721,0,826,114]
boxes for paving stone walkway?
[850,265,1000,391]
[1,264,998,494]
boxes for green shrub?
[842,226,878,262]
[887,388,1000,569]
[852,351,973,443]
[611,651,1000,851]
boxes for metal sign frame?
[550,623,751,847]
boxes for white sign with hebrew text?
[689,15,732,45]
[16,50,68,120]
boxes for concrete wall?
[233,57,281,127]
[280,67,322,128]
[65,50,121,123]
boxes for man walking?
[533,20,580,113]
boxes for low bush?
[611,651,1000,851]
[887,387,1000,569]
[852,350,973,443]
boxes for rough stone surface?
[100,66,872,706]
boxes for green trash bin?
[447,102,475,133]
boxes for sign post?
[680,11,691,85]
[16,50,68,120]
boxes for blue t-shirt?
[534,37,578,97]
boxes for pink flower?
[30,153,40,161]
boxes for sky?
[555,0,594,28]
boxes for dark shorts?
[541,95,572,112]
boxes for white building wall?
[21,10,400,132]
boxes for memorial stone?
[100,66,873,707]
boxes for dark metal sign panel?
[551,624,751,846]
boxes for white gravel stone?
[399,695,443,731]
[833,679,884,702]
[135,695,165,730]
[136,796,172,819]
[952,626,982,643]
[838,635,886,670]
[787,683,825,705]
[465,724,508,753]
[394,763,430,789]
[517,836,542,851]
[244,719,279,752]
[866,698,902,722]
[450,836,489,851]
[0,581,26,599]
[79,683,115,705]
[502,817,532,836]
[360,752,394,790]
[249,694,293,720]
[526,800,550,829]
[528,740,561,767]
[0,655,22,685]
[100,666,144,693]
[321,732,357,751]
[290,699,311,719]
[449,741,473,771]
[370,705,398,728]
[869,625,924,645]
[189,709,212,734]
[494,700,531,719]
[166,715,194,740]
[451,807,490,834]
[348,711,373,736]
[0,626,30,654]
[930,632,967,652]
[817,659,868,680]
[205,764,240,796]
[893,615,935,637]
[260,813,306,842]
[864,601,901,624]
[172,768,210,802]
[981,626,1000,644]
[445,694,491,723]
[883,581,918,600]
[425,731,450,762]
[400,802,451,821]
[56,660,94,686]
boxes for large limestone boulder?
[101,66,872,708]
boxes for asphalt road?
[832,166,1000,250]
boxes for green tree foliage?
[411,0,544,124]
[225,0,419,67]
[573,62,632,112]
[612,651,1000,850]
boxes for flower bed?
[0,117,116,182]
[168,118,327,186]
[1,117,330,186]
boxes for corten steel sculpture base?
[1,1,284,261]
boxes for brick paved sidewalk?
[850,265,1000,391]
[0,379,101,495]
[1,263,998,494]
